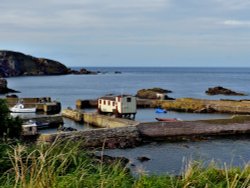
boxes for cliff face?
[0,51,69,77]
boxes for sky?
[0,0,250,67]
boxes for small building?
[98,95,137,119]
[22,122,38,136]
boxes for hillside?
[0,51,69,77]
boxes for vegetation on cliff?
[0,139,249,188]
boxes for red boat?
[155,118,179,122]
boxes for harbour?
[2,67,250,175]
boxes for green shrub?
[0,99,22,139]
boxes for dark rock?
[0,50,68,77]
[206,86,246,96]
[148,88,172,93]
[137,156,150,162]
[0,78,19,94]
[69,68,97,75]
[114,71,122,74]
[136,88,174,100]
[6,94,18,98]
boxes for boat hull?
[155,118,179,122]
[10,108,36,113]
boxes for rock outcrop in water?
[206,86,246,96]
[0,78,19,94]
[0,50,69,77]
[136,88,174,100]
[69,68,97,75]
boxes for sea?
[2,67,250,175]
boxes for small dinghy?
[10,103,36,113]
[155,108,167,113]
[155,118,179,122]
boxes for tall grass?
[0,139,132,188]
[0,139,249,188]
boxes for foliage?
[0,99,22,139]
[0,139,249,188]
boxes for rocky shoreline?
[0,78,19,94]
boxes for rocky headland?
[0,78,19,94]
[0,50,96,77]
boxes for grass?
[0,139,249,188]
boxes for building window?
[108,101,110,105]
[99,100,101,104]
[113,102,115,106]
[104,100,106,105]
[127,97,131,102]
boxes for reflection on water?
[104,138,250,175]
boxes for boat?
[155,108,167,113]
[155,117,179,122]
[10,103,36,113]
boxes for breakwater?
[38,115,250,148]
[75,98,250,114]
[62,109,139,128]
[154,98,250,114]
[39,126,140,148]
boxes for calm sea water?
[5,67,250,109]
[104,137,250,175]
[2,67,250,174]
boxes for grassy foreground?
[0,140,249,188]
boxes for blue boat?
[155,108,167,113]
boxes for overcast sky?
[1,0,250,67]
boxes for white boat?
[10,103,36,113]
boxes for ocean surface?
[2,67,250,174]
[5,67,250,108]
[104,137,250,175]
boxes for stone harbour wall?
[38,126,140,148]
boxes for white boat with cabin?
[10,103,36,113]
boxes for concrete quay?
[61,108,139,128]
[155,98,250,114]
[75,97,250,114]
[38,115,250,148]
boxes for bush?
[0,99,22,139]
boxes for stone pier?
[62,108,139,128]
[37,115,250,148]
